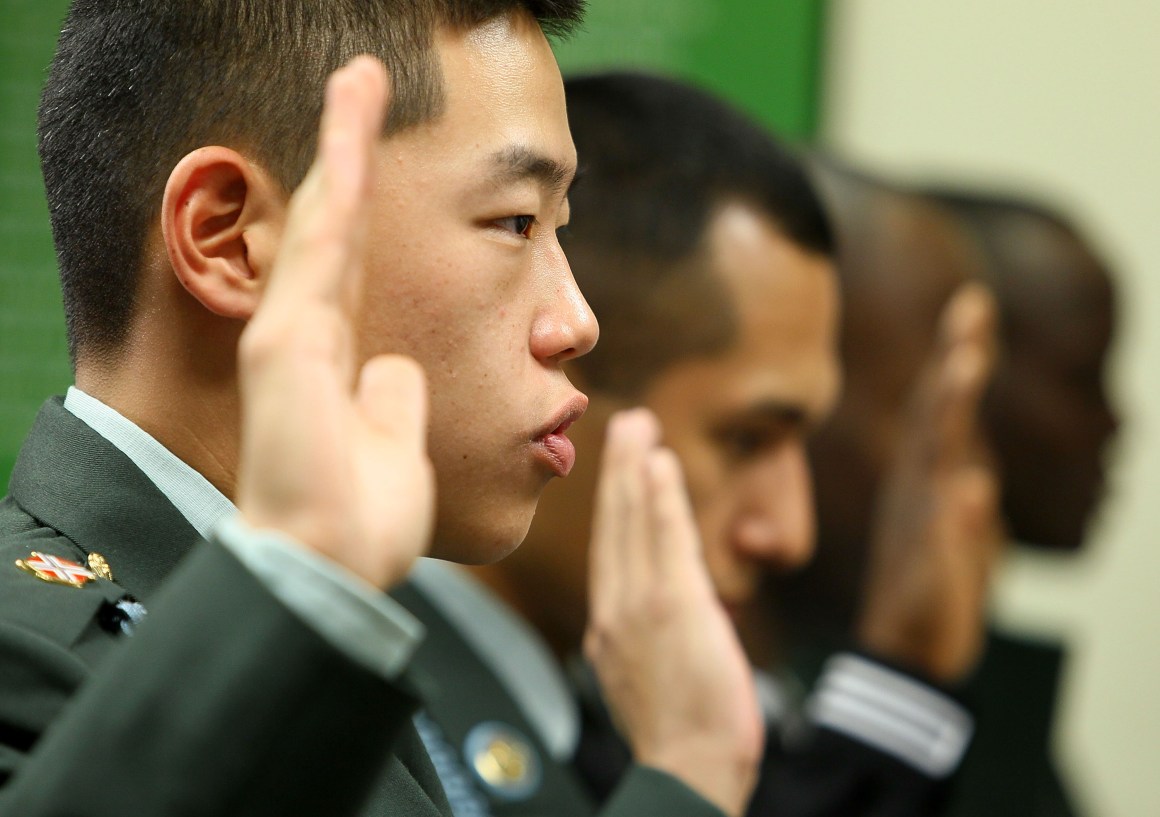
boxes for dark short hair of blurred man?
[420,74,989,817]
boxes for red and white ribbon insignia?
[15,552,97,588]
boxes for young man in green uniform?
[0,3,763,815]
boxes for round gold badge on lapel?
[463,722,542,801]
[87,552,114,581]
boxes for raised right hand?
[235,57,435,590]
[858,283,1002,681]
[585,409,764,817]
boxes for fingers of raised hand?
[235,58,435,589]
[354,354,436,576]
[356,354,429,453]
[590,409,661,606]
[583,415,763,816]
[260,57,390,329]
[240,57,391,416]
[644,448,703,579]
[317,56,390,207]
[909,283,998,472]
[948,463,1003,566]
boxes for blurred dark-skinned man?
[930,189,1119,817]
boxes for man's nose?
[733,444,816,571]
[531,253,599,363]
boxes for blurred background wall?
[553,0,825,139]
[1,1,1156,813]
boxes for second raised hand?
[586,409,764,817]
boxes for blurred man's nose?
[733,443,816,571]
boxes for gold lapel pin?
[87,552,114,582]
[464,722,542,800]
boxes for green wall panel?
[555,0,826,140]
[0,0,73,484]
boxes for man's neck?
[75,358,241,503]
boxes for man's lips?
[533,394,588,478]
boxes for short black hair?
[39,0,585,363]
[561,72,834,397]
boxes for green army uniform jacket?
[944,630,1080,817]
[0,398,450,816]
[390,580,724,817]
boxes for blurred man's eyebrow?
[717,401,813,432]
[746,401,811,428]
[488,145,576,196]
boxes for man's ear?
[161,147,286,320]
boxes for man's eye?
[723,429,768,459]
[717,426,787,461]
[496,215,535,237]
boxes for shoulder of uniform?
[0,495,132,648]
[0,495,91,580]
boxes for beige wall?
[821,2,1160,814]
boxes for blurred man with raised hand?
[789,168,1115,817]
[779,163,1001,655]
[934,192,1119,553]
[926,189,1119,817]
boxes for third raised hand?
[858,283,1002,681]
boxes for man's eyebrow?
[488,145,577,196]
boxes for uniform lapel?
[9,398,457,815]
[8,397,203,600]
[393,582,596,817]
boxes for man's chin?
[427,514,534,566]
